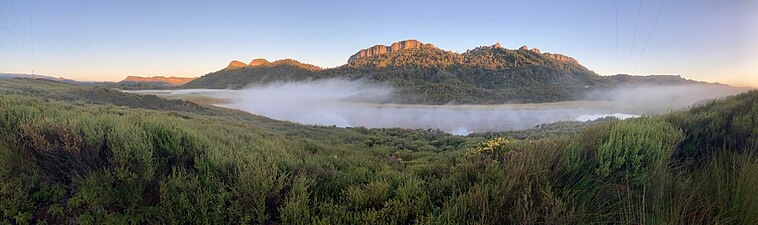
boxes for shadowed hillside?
[184,40,722,104]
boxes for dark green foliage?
[0,80,756,224]
[666,90,758,162]
[594,118,683,182]
[472,117,618,140]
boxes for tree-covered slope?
[318,44,612,103]
[182,59,322,89]
[183,41,715,104]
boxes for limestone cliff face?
[121,76,197,86]
[348,40,435,63]
[519,45,577,64]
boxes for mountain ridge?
[183,39,732,104]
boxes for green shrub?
[280,175,313,225]
[595,118,683,182]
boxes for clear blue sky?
[1,0,756,86]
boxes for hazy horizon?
[1,0,756,86]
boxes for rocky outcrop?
[468,42,504,52]
[348,39,435,63]
[519,45,577,64]
[121,76,197,86]
[249,58,270,66]
[226,60,248,69]
[543,53,577,64]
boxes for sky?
[0,0,756,86]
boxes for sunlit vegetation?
[184,46,714,104]
[0,79,756,224]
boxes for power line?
[27,0,34,75]
[626,0,644,72]
[615,0,619,73]
[8,0,29,62]
[634,0,667,74]
[0,8,29,68]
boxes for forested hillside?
[184,40,715,104]
[1,79,755,224]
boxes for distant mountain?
[0,73,118,86]
[184,39,731,104]
[606,74,712,85]
[118,76,197,86]
[0,73,80,83]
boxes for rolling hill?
[117,76,197,86]
[0,73,82,84]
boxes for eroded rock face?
[348,40,434,63]
[249,58,270,66]
[227,60,248,69]
[122,76,197,86]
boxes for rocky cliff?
[226,60,248,69]
[347,39,435,63]
[249,58,271,66]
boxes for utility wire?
[27,0,33,75]
[0,8,29,69]
[626,0,644,72]
[8,0,29,63]
[615,0,619,73]
[633,0,667,74]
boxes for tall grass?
[0,81,756,224]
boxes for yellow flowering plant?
[470,137,517,162]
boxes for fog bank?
[583,84,748,113]
[128,80,750,134]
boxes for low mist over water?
[128,79,748,134]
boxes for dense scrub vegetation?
[182,59,321,90]
[184,45,713,104]
[0,79,756,224]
